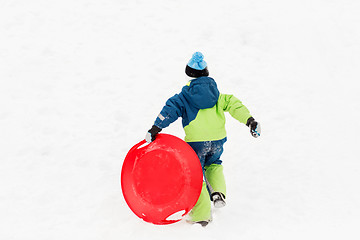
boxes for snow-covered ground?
[1,0,360,239]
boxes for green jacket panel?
[184,93,252,142]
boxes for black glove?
[145,125,162,143]
[246,117,261,138]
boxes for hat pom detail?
[187,52,207,71]
[191,52,204,63]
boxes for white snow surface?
[1,0,360,239]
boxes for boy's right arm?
[220,94,252,124]
[220,93,261,138]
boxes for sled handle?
[128,139,148,153]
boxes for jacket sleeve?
[219,93,252,125]
[154,94,185,129]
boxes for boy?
[146,52,261,226]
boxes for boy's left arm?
[146,94,185,142]
[219,93,261,138]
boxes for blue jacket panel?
[154,76,220,129]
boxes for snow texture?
[1,0,360,239]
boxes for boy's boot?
[211,192,226,208]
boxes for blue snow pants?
[187,137,227,170]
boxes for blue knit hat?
[185,52,209,77]
[187,52,207,70]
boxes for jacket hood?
[181,76,220,109]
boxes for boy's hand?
[246,117,261,138]
[145,125,162,143]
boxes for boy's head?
[185,52,209,78]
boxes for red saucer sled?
[121,134,203,225]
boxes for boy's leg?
[188,181,212,223]
[205,164,226,208]
[204,164,226,197]
[204,138,227,197]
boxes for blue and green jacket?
[154,76,252,142]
